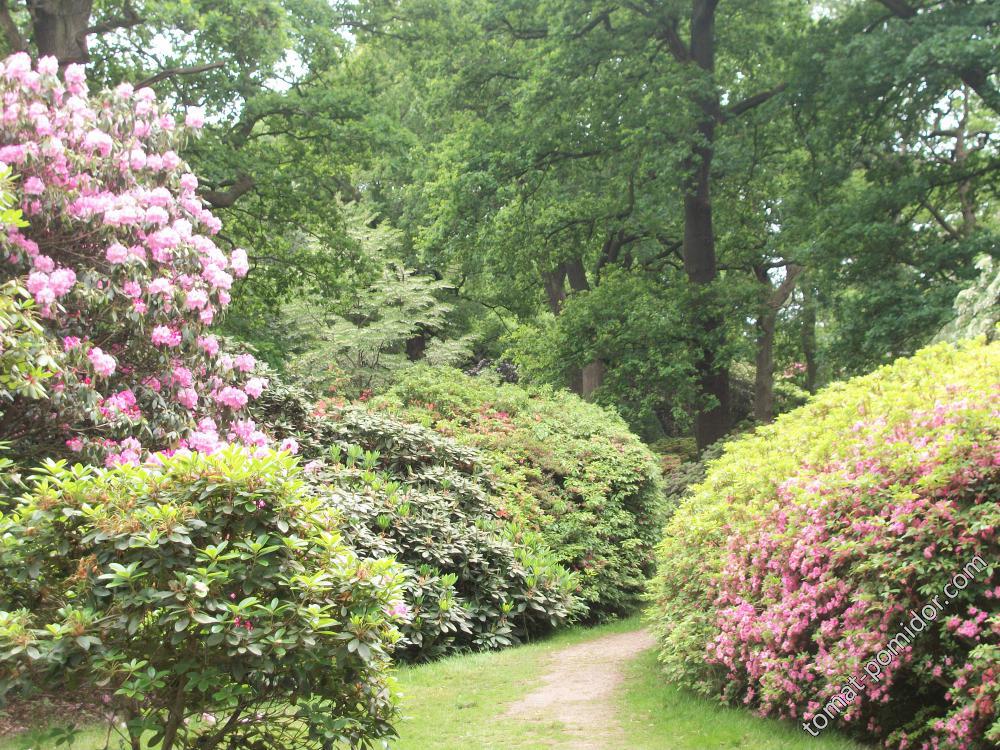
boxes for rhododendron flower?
[37,56,58,77]
[23,176,44,194]
[230,248,249,277]
[387,602,410,619]
[151,325,182,347]
[214,386,248,410]
[147,277,173,296]
[185,107,206,129]
[177,388,198,410]
[197,334,219,356]
[63,63,86,88]
[234,353,255,373]
[185,289,208,310]
[87,347,116,377]
[84,129,113,156]
[32,254,54,272]
[0,54,262,464]
[105,242,128,264]
[279,437,299,455]
[244,377,267,399]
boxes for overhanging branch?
[135,61,224,89]
[723,84,788,122]
[201,174,255,208]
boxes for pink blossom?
[197,334,219,356]
[151,325,182,347]
[37,56,58,77]
[32,254,54,272]
[62,336,81,351]
[185,288,208,310]
[230,248,250,278]
[105,242,129,264]
[23,176,44,194]
[177,388,198,410]
[87,347,116,377]
[185,107,206,129]
[214,386,248,410]
[244,377,267,399]
[279,437,299,455]
[234,353,255,373]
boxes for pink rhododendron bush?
[0,52,261,465]
[649,339,999,750]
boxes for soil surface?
[504,628,656,749]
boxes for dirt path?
[504,628,656,749]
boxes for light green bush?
[0,448,404,750]
[649,339,1000,748]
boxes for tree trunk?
[683,0,730,450]
[564,256,589,292]
[581,359,604,398]
[754,306,777,423]
[405,331,426,362]
[800,283,818,393]
[753,264,802,423]
[27,0,94,65]
[542,263,567,315]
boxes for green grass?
[618,649,869,750]
[388,617,641,750]
[0,619,870,750]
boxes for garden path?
[504,627,656,748]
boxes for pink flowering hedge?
[649,339,999,749]
[0,52,265,465]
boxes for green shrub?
[372,366,666,621]
[649,339,999,749]
[0,448,404,750]
[252,379,579,659]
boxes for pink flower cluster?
[703,391,999,749]
[0,53,264,462]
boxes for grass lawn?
[387,617,643,750]
[618,648,868,750]
[0,619,869,750]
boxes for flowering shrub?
[251,378,579,660]
[0,448,404,750]
[0,52,261,465]
[649,339,1000,749]
[373,366,666,621]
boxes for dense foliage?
[0,53,264,467]
[252,379,578,660]
[650,339,1000,749]
[0,448,405,750]
[370,366,665,621]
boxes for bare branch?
[655,20,690,63]
[135,61,224,89]
[920,199,961,241]
[201,174,255,209]
[85,0,141,36]
[723,83,788,121]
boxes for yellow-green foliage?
[648,339,1000,749]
